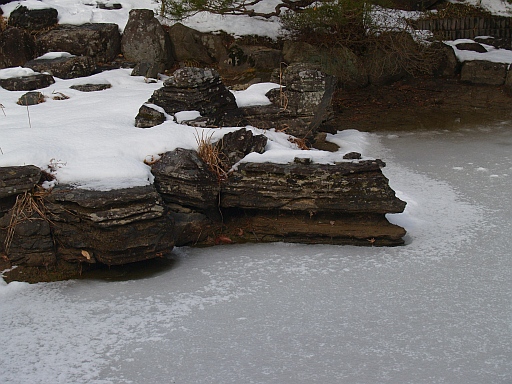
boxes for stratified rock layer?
[221,160,405,214]
[149,67,240,126]
[0,131,407,282]
[45,185,175,265]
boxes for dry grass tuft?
[195,130,228,181]
[3,187,52,254]
[288,136,310,150]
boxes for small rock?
[135,104,166,128]
[70,83,111,92]
[455,42,487,53]
[17,91,45,106]
[343,152,362,160]
[214,128,267,169]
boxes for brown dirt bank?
[327,77,512,132]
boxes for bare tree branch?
[159,0,321,20]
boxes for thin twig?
[26,102,32,128]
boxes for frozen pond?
[1,124,511,383]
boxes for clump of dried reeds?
[3,187,52,254]
[195,130,228,181]
[288,136,310,150]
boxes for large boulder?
[168,23,226,65]
[45,185,174,265]
[460,60,508,85]
[24,55,96,79]
[36,23,121,63]
[148,67,240,126]
[8,5,58,31]
[0,26,36,69]
[121,9,174,71]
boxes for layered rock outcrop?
[0,133,406,282]
[148,67,241,126]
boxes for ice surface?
[1,125,511,383]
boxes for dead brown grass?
[3,187,52,254]
[195,130,228,181]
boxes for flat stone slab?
[0,165,41,199]
[0,73,55,91]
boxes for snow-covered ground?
[1,123,511,383]
[0,67,366,190]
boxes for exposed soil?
[326,77,512,132]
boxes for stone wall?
[412,16,512,40]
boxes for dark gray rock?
[135,104,166,128]
[461,60,507,85]
[8,5,58,31]
[149,67,240,126]
[474,36,511,50]
[121,9,174,70]
[46,185,174,265]
[0,208,56,267]
[0,165,41,199]
[221,160,406,214]
[455,42,487,53]
[239,104,305,133]
[243,63,336,139]
[36,23,121,63]
[0,26,35,69]
[131,61,163,78]
[151,148,220,213]
[70,83,112,92]
[0,73,55,91]
[96,2,122,10]
[169,23,217,65]
[17,91,45,106]
[214,128,267,168]
[25,55,96,79]
[166,204,219,246]
[431,42,460,77]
